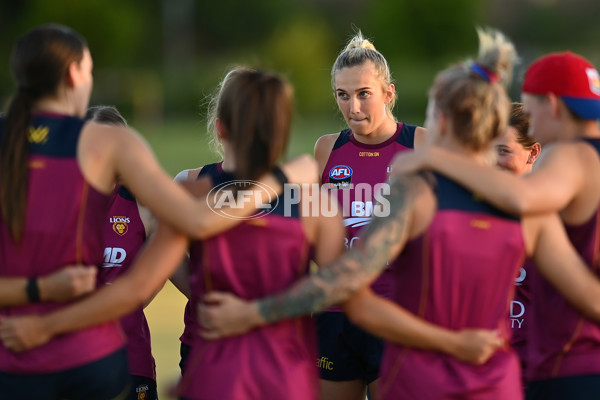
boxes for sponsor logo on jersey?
[28,160,45,169]
[110,216,130,236]
[104,247,127,268]
[470,219,490,229]
[515,267,526,286]
[28,126,49,144]
[510,300,525,329]
[359,151,380,157]
[328,165,353,189]
[136,384,149,400]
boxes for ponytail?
[0,89,34,241]
[0,24,86,242]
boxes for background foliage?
[1,2,599,398]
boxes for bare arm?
[391,143,582,215]
[169,255,191,299]
[81,124,318,240]
[0,222,189,351]
[314,133,338,178]
[0,266,97,307]
[413,126,428,149]
[527,213,600,321]
[343,287,502,364]
[199,175,419,338]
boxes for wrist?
[36,276,51,302]
[431,328,458,356]
[250,301,267,328]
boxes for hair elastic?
[470,63,499,83]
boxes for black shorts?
[315,311,383,384]
[127,375,158,400]
[0,347,131,400]
[179,342,192,375]
[526,374,600,400]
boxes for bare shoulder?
[314,133,340,176]
[174,167,203,183]
[314,133,340,160]
[413,126,428,148]
[536,140,598,174]
[389,173,436,238]
[179,175,213,198]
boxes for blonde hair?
[331,30,397,121]
[430,27,518,151]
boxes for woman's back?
[179,164,318,400]
[0,113,124,373]
[381,172,524,400]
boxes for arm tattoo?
[258,176,415,323]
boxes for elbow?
[343,304,365,327]
[341,298,369,329]
[587,297,600,323]
[505,196,529,216]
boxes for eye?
[497,148,510,155]
[337,92,349,100]
[358,91,370,98]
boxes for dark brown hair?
[509,102,536,148]
[0,24,86,241]
[211,67,293,181]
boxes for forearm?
[425,147,526,214]
[0,275,68,307]
[169,255,191,299]
[257,254,382,324]
[0,278,28,307]
[343,290,458,354]
[40,225,188,338]
[256,176,413,324]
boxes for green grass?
[136,114,346,176]
[139,115,346,399]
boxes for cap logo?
[586,68,600,96]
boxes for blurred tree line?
[1,0,599,127]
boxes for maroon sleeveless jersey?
[99,185,155,380]
[526,137,600,382]
[0,114,124,373]
[379,173,524,400]
[322,122,417,310]
[178,166,318,400]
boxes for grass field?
[139,115,346,399]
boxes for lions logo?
[28,126,49,144]
[136,384,149,400]
[110,216,130,236]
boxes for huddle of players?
[2,22,600,400]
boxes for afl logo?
[110,216,130,236]
[329,165,353,180]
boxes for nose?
[349,96,360,115]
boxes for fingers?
[0,320,23,353]
[199,328,222,340]
[202,291,228,304]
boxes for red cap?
[522,51,600,120]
